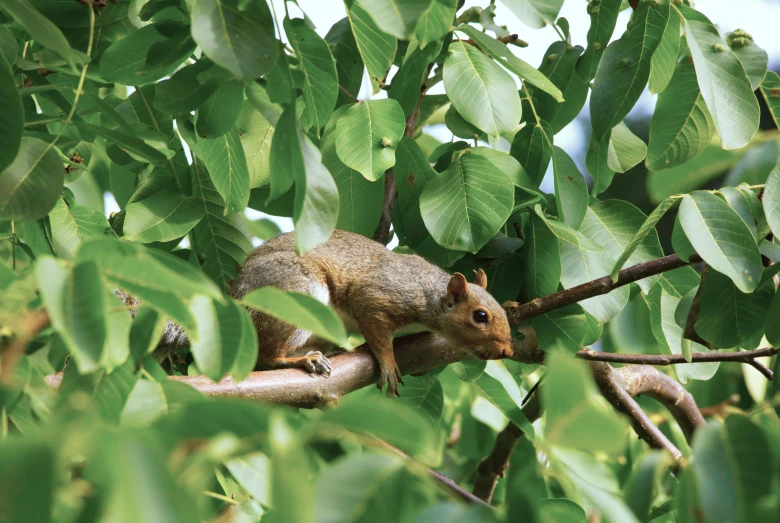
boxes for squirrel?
[130,230,514,396]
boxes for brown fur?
[228,230,513,396]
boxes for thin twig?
[577,347,777,380]
[338,84,359,102]
[507,254,702,324]
[699,394,741,417]
[371,435,494,508]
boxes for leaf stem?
[338,84,359,102]
[203,491,238,505]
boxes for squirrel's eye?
[473,310,488,324]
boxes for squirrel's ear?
[446,273,469,305]
[474,268,488,289]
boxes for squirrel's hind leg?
[258,351,332,375]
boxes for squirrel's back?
[230,230,450,315]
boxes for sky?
[105,0,780,242]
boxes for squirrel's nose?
[500,343,513,359]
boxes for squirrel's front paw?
[377,363,404,398]
[303,351,332,376]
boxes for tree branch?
[506,253,702,324]
[590,362,683,461]
[616,365,706,442]
[46,332,542,409]
[577,347,777,380]
[472,393,540,502]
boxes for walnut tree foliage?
[1,0,780,521]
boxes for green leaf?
[314,453,405,523]
[646,286,717,383]
[586,132,615,195]
[188,296,258,382]
[389,36,443,117]
[538,211,629,323]
[647,61,714,171]
[0,137,63,221]
[510,120,553,186]
[443,40,522,138]
[123,188,206,243]
[334,99,405,181]
[759,71,780,129]
[73,122,169,166]
[764,163,780,239]
[719,186,758,240]
[77,239,221,330]
[355,0,431,40]
[392,136,437,247]
[0,441,54,523]
[521,213,560,299]
[577,0,622,81]
[97,433,200,523]
[552,146,587,230]
[347,1,397,94]
[129,305,165,364]
[294,128,340,255]
[1,0,78,70]
[195,79,244,139]
[191,0,277,81]
[48,197,115,258]
[531,305,586,355]
[197,127,250,214]
[190,161,253,291]
[235,97,275,189]
[581,200,664,294]
[322,106,383,238]
[0,55,22,173]
[242,287,349,347]
[591,0,669,139]
[535,42,588,134]
[499,0,564,29]
[679,191,762,293]
[268,105,301,201]
[695,270,772,347]
[690,422,739,523]
[473,361,535,436]
[420,150,514,253]
[679,5,760,149]
[398,374,444,429]
[624,452,667,521]
[0,26,17,65]
[727,30,767,91]
[647,144,739,203]
[648,3,681,94]
[286,17,339,132]
[153,60,220,114]
[456,25,563,102]
[101,25,195,86]
[555,449,641,523]
[37,258,130,373]
[326,18,365,107]
[610,196,678,282]
[766,290,780,347]
[543,351,628,454]
[606,122,646,173]
[415,0,457,48]
[470,147,538,191]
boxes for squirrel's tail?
[115,290,190,357]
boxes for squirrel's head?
[439,270,513,360]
